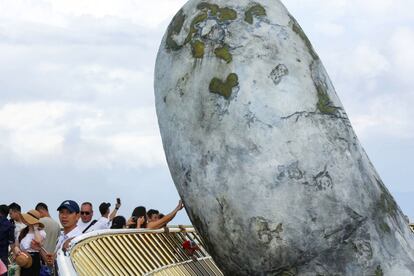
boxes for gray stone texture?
[154,0,414,275]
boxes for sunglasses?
[80,211,91,215]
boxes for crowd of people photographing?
[0,199,185,276]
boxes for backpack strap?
[82,220,97,233]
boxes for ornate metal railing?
[62,226,223,276]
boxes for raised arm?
[147,200,184,230]
[109,200,121,221]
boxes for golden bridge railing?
[69,226,223,276]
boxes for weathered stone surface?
[154,0,414,275]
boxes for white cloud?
[49,0,187,28]
[347,43,390,79]
[351,94,413,139]
[389,27,414,82]
[0,101,164,168]
[314,21,344,37]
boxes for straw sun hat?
[21,210,44,228]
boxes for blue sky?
[0,0,413,224]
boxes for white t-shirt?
[14,222,26,240]
[55,227,82,253]
[20,230,47,252]
[89,217,110,231]
[77,220,96,233]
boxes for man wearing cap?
[45,200,82,267]
[0,205,14,276]
[55,200,81,252]
[90,200,121,231]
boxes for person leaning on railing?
[127,200,184,230]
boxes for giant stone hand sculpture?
[154,0,414,275]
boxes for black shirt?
[0,216,14,263]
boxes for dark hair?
[132,206,146,217]
[19,226,29,243]
[99,203,110,216]
[0,205,9,216]
[8,202,21,212]
[147,209,159,217]
[130,206,147,228]
[111,216,126,229]
[35,202,48,211]
[158,213,165,219]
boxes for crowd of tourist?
[0,199,184,276]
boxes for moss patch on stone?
[289,15,319,60]
[166,9,186,50]
[209,73,239,99]
[379,193,398,216]
[218,7,237,21]
[197,2,219,16]
[375,265,384,276]
[184,11,208,44]
[377,180,398,218]
[191,40,205,58]
[214,44,232,63]
[244,4,267,24]
[379,222,391,234]
[197,3,237,22]
[316,84,336,115]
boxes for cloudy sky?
[0,0,413,224]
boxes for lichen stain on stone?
[278,268,297,276]
[166,9,186,50]
[176,74,189,97]
[249,217,283,244]
[277,161,303,181]
[181,165,192,187]
[244,4,267,24]
[270,64,289,85]
[313,169,333,191]
[191,40,205,58]
[214,44,232,63]
[209,73,239,99]
[289,15,319,60]
[352,240,373,259]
